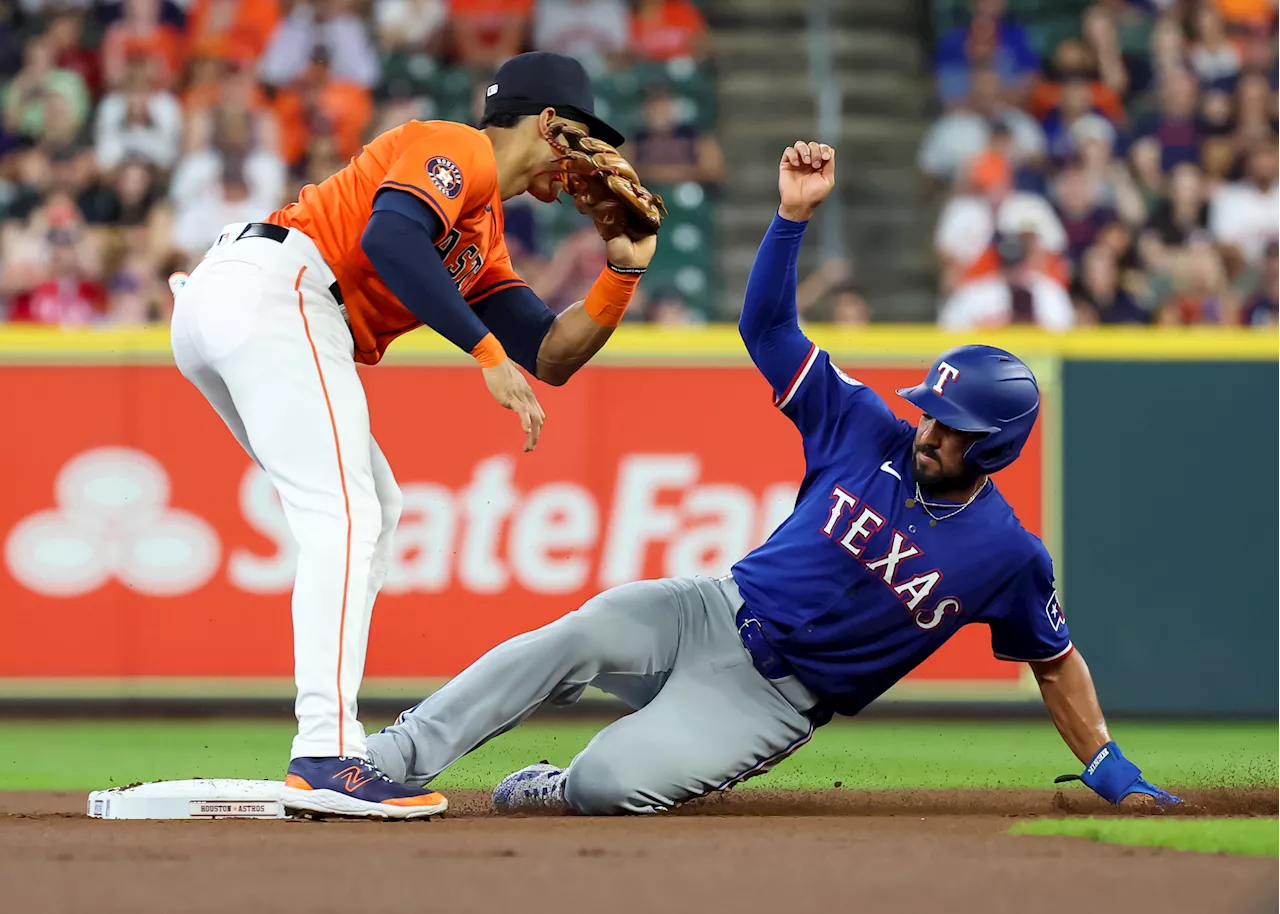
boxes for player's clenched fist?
[483,360,546,452]
[778,141,836,223]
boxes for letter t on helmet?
[895,345,1040,474]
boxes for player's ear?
[538,108,558,136]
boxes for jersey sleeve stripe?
[466,277,527,304]
[774,342,820,410]
[379,180,451,237]
[993,642,1074,663]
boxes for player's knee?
[563,753,648,815]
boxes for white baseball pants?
[170,223,400,761]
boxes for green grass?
[0,718,1275,792]
[1011,817,1280,857]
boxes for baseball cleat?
[492,763,570,813]
[282,756,448,820]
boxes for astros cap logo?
[426,156,463,199]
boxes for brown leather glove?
[550,124,667,242]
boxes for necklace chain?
[913,477,987,524]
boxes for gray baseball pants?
[366,574,820,814]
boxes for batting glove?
[1054,741,1182,806]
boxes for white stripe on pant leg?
[714,723,816,792]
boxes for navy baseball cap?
[483,52,625,147]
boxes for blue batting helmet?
[895,345,1040,473]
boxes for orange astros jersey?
[268,120,525,365]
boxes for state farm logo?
[4,447,221,597]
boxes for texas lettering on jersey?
[268,120,525,364]
[820,486,961,632]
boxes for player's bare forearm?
[534,301,615,386]
[1032,649,1111,764]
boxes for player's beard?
[911,447,977,496]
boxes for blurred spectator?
[184,61,277,151]
[939,233,1074,330]
[1080,6,1129,99]
[375,0,447,54]
[918,67,1046,182]
[534,0,628,75]
[1041,70,1116,162]
[450,0,533,68]
[1135,67,1202,172]
[6,228,106,326]
[1231,71,1278,159]
[1208,143,1279,264]
[1240,241,1278,326]
[40,89,90,153]
[640,285,702,324]
[1029,39,1127,125]
[3,38,90,142]
[1052,160,1116,263]
[828,283,871,326]
[1140,161,1208,270]
[797,257,852,312]
[272,49,372,169]
[1072,114,1146,220]
[629,0,708,63]
[1157,234,1239,324]
[1128,135,1166,205]
[45,8,101,96]
[796,257,873,324]
[1070,243,1148,324]
[934,149,1067,292]
[171,154,283,260]
[299,132,345,190]
[1212,0,1277,27]
[259,0,380,90]
[1188,4,1241,89]
[101,0,187,91]
[630,85,723,185]
[187,0,281,65]
[1148,16,1188,80]
[529,225,605,312]
[80,157,168,235]
[106,251,163,324]
[934,0,1038,109]
[94,57,182,170]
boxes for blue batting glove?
[1054,741,1182,806]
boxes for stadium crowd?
[923,0,1279,328]
[0,0,716,327]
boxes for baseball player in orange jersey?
[168,52,655,819]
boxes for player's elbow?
[536,360,575,387]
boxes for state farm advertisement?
[0,363,1042,689]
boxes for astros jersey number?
[268,120,526,364]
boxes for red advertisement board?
[0,363,1042,688]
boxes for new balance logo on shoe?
[333,766,374,792]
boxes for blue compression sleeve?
[361,190,492,354]
[738,213,815,395]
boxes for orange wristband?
[583,264,643,328]
[470,332,507,368]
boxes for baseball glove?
[550,124,667,242]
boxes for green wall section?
[1061,360,1278,715]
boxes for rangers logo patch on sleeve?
[426,157,463,199]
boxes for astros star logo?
[425,156,463,199]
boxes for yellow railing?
[0,324,1275,363]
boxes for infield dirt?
[3,788,1275,914]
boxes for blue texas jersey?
[731,343,1071,716]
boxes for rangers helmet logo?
[426,156,463,199]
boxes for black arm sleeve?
[361,189,491,354]
[471,285,557,377]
